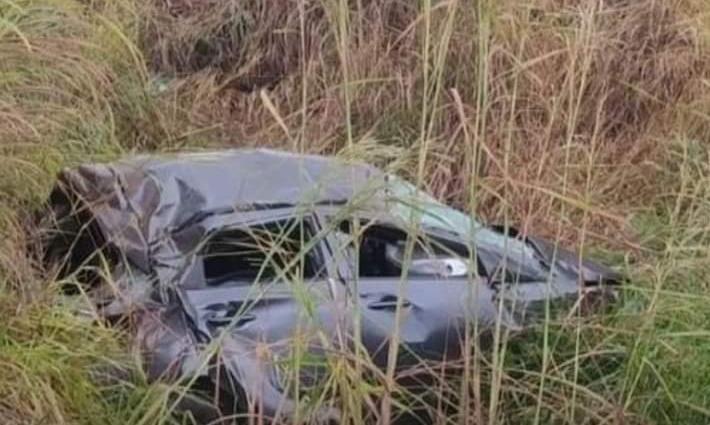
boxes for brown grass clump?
[464,0,710,246]
[139,0,420,146]
[140,0,710,251]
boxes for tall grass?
[1,0,710,423]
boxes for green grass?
[1,0,710,423]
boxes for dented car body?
[42,149,621,422]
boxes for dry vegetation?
[139,0,710,246]
[1,0,710,424]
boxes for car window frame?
[187,208,337,289]
[317,210,481,283]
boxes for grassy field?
[1,0,710,423]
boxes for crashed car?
[41,149,621,423]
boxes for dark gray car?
[41,149,621,423]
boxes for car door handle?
[206,312,257,328]
[367,297,412,310]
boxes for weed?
[1,0,710,423]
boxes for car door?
[177,209,347,419]
[323,215,506,368]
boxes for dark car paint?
[174,211,508,419]
[40,149,622,423]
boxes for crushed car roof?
[49,149,384,272]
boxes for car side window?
[332,218,482,279]
[200,219,324,286]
